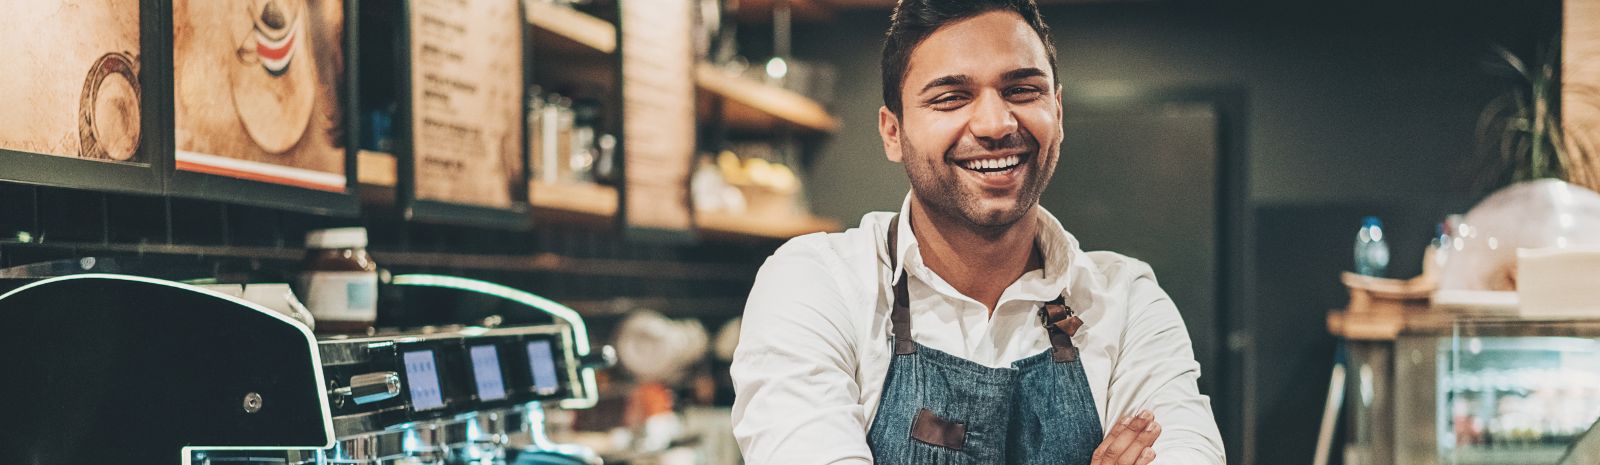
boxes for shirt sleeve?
[1107,261,1227,465]
[731,240,874,465]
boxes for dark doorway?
[1039,88,1249,463]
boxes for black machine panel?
[0,275,331,465]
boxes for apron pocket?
[909,407,967,450]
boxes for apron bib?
[867,215,1104,465]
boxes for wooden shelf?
[525,1,616,55]
[357,150,398,187]
[697,210,840,240]
[529,180,618,222]
[353,153,841,241]
[695,62,839,134]
[732,0,835,22]
[1328,308,1600,340]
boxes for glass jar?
[297,227,379,334]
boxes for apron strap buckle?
[1039,300,1082,363]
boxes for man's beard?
[901,128,1054,235]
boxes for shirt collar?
[886,192,1090,303]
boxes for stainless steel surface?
[332,406,411,438]
[320,340,392,366]
[335,371,402,405]
[319,326,566,346]
[324,428,414,464]
[191,450,319,465]
[579,345,616,370]
[452,412,511,465]
[402,423,449,465]
[518,404,602,465]
[314,410,545,465]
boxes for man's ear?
[879,106,904,163]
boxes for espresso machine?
[0,272,614,465]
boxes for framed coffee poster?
[0,0,163,194]
[619,0,696,241]
[399,0,530,229]
[169,0,359,216]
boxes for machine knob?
[333,371,402,405]
[578,345,617,370]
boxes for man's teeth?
[961,155,1021,171]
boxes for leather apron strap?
[887,215,916,355]
[1040,297,1083,362]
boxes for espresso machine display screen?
[526,340,561,394]
[469,345,507,401]
[403,350,445,411]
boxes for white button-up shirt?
[731,195,1226,464]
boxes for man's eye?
[1005,86,1043,100]
[928,94,968,110]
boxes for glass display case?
[1342,313,1600,465]
[1435,333,1600,464]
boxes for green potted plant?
[1469,43,1574,190]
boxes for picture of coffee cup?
[0,0,142,163]
[78,51,141,161]
[171,0,346,188]
[230,0,315,154]
[240,0,300,76]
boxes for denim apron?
[868,216,1104,464]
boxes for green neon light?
[390,274,599,409]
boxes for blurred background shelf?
[530,180,618,223]
[731,0,835,22]
[696,210,839,240]
[357,150,397,187]
[695,62,839,134]
[525,1,616,55]
[732,0,1125,23]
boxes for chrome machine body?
[0,273,613,465]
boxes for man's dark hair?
[881,0,1058,116]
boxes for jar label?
[299,271,378,322]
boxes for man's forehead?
[902,10,1054,88]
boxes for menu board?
[408,0,524,208]
[469,345,507,402]
[526,340,560,395]
[621,0,696,232]
[403,350,445,411]
[172,0,348,192]
[0,0,142,163]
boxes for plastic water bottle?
[1354,216,1390,277]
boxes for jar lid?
[306,227,368,249]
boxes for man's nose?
[968,91,1019,141]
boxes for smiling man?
[730,0,1225,464]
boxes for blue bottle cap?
[1362,216,1381,227]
